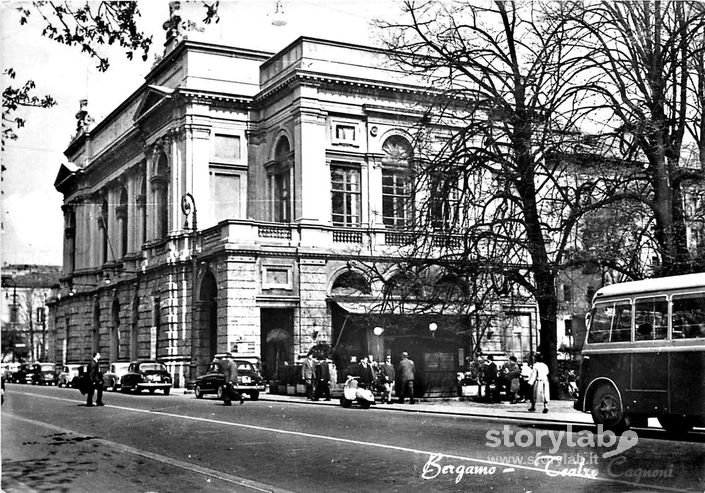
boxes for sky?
[0,0,404,266]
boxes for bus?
[575,273,705,433]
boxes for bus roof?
[594,272,705,299]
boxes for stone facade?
[50,37,538,394]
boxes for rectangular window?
[634,296,668,341]
[563,285,573,302]
[588,301,632,343]
[564,319,573,336]
[382,170,412,227]
[430,178,458,231]
[10,305,18,324]
[214,135,241,161]
[331,165,361,226]
[672,292,705,339]
[335,124,356,142]
[262,265,293,290]
[210,172,241,221]
[272,170,291,222]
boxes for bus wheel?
[591,384,627,432]
[658,416,694,436]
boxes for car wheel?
[249,391,259,401]
[359,400,371,409]
[163,388,170,396]
[149,389,156,394]
[340,397,352,408]
[658,416,694,436]
[194,384,204,399]
[112,381,119,392]
[591,384,628,432]
[216,385,225,400]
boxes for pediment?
[133,85,174,123]
[54,162,80,192]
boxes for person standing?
[358,355,375,388]
[528,354,550,413]
[397,352,416,404]
[481,356,498,402]
[520,360,532,402]
[314,358,331,401]
[223,357,244,406]
[504,355,521,404]
[302,353,316,400]
[379,354,396,404]
[86,352,104,407]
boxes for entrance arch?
[195,270,218,376]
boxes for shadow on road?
[3,433,101,493]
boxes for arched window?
[117,187,128,258]
[381,136,413,228]
[65,207,76,273]
[153,152,169,239]
[139,177,147,246]
[331,271,371,296]
[100,199,109,264]
[270,137,292,222]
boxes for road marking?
[3,412,292,493]
[7,391,694,492]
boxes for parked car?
[9,363,31,384]
[103,362,131,391]
[193,358,265,401]
[1,363,19,380]
[58,364,84,388]
[29,363,58,385]
[120,361,172,395]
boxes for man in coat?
[397,351,416,404]
[379,354,396,404]
[314,358,331,401]
[222,357,244,406]
[86,352,104,407]
[302,353,316,400]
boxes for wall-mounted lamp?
[373,326,384,361]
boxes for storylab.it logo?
[486,425,639,458]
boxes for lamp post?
[429,322,438,339]
[373,326,384,360]
[182,193,198,384]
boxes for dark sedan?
[120,361,172,395]
[29,363,58,385]
[194,359,264,400]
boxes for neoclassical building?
[49,34,538,394]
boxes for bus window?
[587,303,612,343]
[672,292,705,339]
[634,297,668,341]
[611,302,632,342]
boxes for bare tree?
[376,0,657,388]
[566,0,705,275]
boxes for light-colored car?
[103,362,131,391]
[58,364,83,388]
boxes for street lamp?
[429,322,438,338]
[373,326,384,360]
[182,193,198,383]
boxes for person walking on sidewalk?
[397,352,416,404]
[504,355,521,404]
[379,354,395,404]
[223,358,244,406]
[528,353,550,413]
[86,352,104,407]
[302,353,316,400]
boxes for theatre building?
[50,34,537,395]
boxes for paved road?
[2,384,704,492]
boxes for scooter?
[340,375,375,409]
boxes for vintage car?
[57,364,83,388]
[120,361,172,395]
[193,357,265,401]
[29,363,58,385]
[103,362,131,391]
[9,363,32,384]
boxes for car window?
[140,363,166,372]
[236,362,254,371]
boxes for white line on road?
[3,412,292,493]
[8,391,694,493]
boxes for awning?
[329,298,473,316]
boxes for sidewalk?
[256,392,593,424]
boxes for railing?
[333,230,363,243]
[258,224,292,239]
